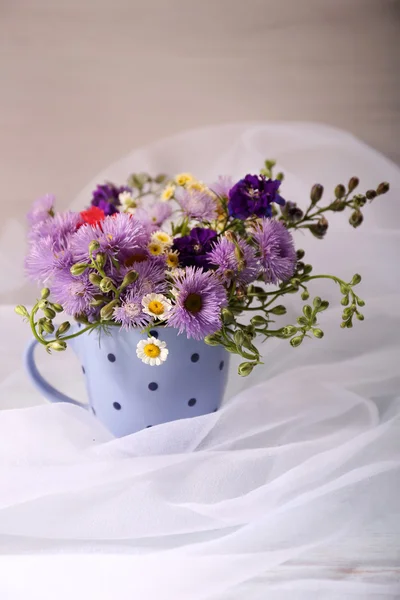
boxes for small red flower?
[80,206,105,226]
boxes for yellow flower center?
[143,343,161,358]
[167,252,179,268]
[148,300,165,316]
[155,232,170,243]
[184,293,203,314]
[175,173,193,187]
[148,242,163,256]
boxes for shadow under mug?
[24,326,229,437]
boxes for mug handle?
[24,338,88,409]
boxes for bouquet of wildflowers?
[16,162,389,376]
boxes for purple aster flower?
[167,266,227,340]
[122,256,168,296]
[91,183,131,215]
[25,236,74,284]
[27,194,55,225]
[113,290,150,330]
[228,175,285,220]
[71,213,148,266]
[50,270,97,317]
[135,202,173,233]
[172,227,217,269]
[177,189,218,222]
[252,218,296,284]
[28,212,82,246]
[207,237,260,286]
[210,175,234,199]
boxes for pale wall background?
[1,0,399,232]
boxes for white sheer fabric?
[0,123,399,599]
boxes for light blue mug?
[24,326,229,437]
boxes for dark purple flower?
[252,218,296,284]
[172,227,217,269]
[228,175,285,220]
[91,183,131,215]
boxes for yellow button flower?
[161,184,176,202]
[174,173,194,187]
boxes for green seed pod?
[99,277,114,293]
[296,249,305,260]
[238,362,255,377]
[204,334,220,346]
[357,298,365,307]
[250,315,266,327]
[310,184,324,205]
[88,240,101,255]
[349,210,363,228]
[269,305,287,315]
[302,305,313,320]
[348,177,359,192]
[341,295,349,306]
[290,336,303,348]
[351,273,362,285]
[89,273,103,286]
[56,321,71,336]
[52,303,64,313]
[15,305,29,318]
[42,319,55,334]
[43,308,56,320]
[376,182,389,195]
[356,313,364,321]
[365,189,377,200]
[319,300,330,311]
[100,300,118,321]
[121,270,139,288]
[70,263,89,276]
[221,308,235,324]
[95,253,106,269]
[234,331,244,347]
[301,290,309,301]
[334,184,346,199]
[339,283,349,295]
[41,288,50,300]
[47,340,67,352]
[313,328,324,338]
[313,297,322,309]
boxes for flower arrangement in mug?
[16,163,390,376]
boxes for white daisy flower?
[142,293,172,321]
[136,337,168,366]
[119,191,138,212]
[151,230,173,248]
[160,184,176,202]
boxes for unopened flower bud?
[313,328,324,338]
[88,240,101,254]
[349,210,363,228]
[303,305,312,320]
[290,336,303,348]
[319,300,329,311]
[100,300,118,321]
[313,297,322,308]
[309,217,328,239]
[204,334,220,346]
[100,277,114,293]
[121,270,139,288]
[351,273,362,285]
[376,182,389,195]
[238,362,254,377]
[269,305,287,315]
[365,189,377,200]
[89,273,103,286]
[331,200,346,212]
[348,177,359,192]
[41,288,50,300]
[356,313,364,321]
[357,298,365,307]
[43,308,56,320]
[234,331,244,346]
[47,340,67,352]
[96,253,106,269]
[334,184,346,199]
[56,321,71,336]
[250,315,267,326]
[42,319,55,334]
[221,308,235,324]
[234,245,244,262]
[310,184,324,205]
[296,249,305,260]
[52,303,64,313]
[224,269,235,280]
[301,290,309,301]
[15,305,29,318]
[282,325,297,336]
[70,263,89,276]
